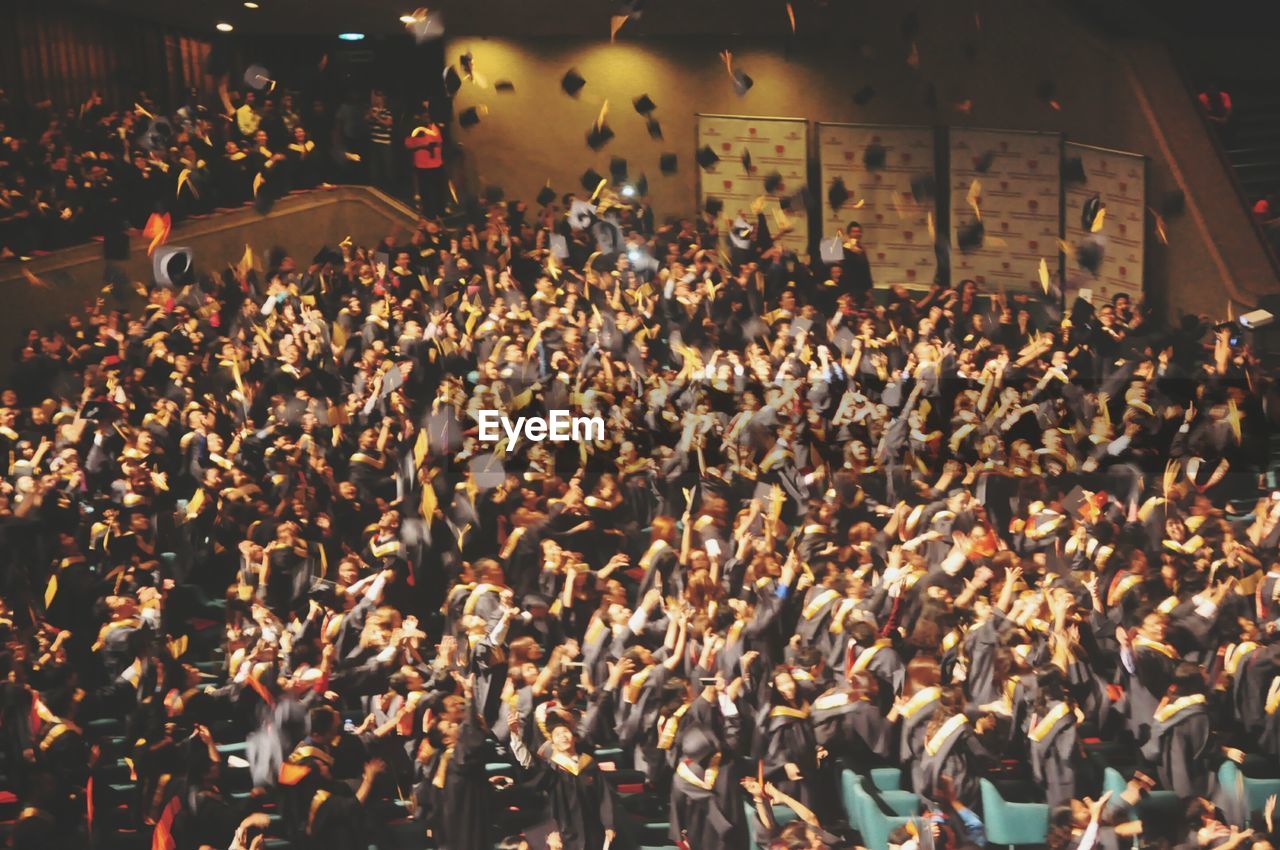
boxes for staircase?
[1217,81,1280,204]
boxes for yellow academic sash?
[675,753,722,790]
[1154,693,1206,723]
[1029,702,1072,743]
[902,686,941,719]
[925,714,969,757]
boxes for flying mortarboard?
[732,69,753,96]
[536,184,557,206]
[704,196,724,216]
[561,69,587,96]
[633,94,656,114]
[244,64,275,92]
[974,150,996,174]
[610,157,628,182]
[827,178,850,210]
[863,143,887,170]
[853,85,875,106]
[1063,156,1086,184]
[696,145,720,169]
[458,106,484,129]
[483,185,504,204]
[957,219,984,252]
[741,148,753,173]
[581,168,606,192]
[495,80,515,93]
[586,123,614,151]
[659,153,678,174]
[443,65,463,97]
[1161,189,1186,217]
[1076,237,1104,275]
[1081,194,1103,232]
[646,117,663,139]
[910,174,936,202]
[634,174,649,197]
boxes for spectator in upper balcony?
[1198,83,1233,144]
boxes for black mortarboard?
[635,174,649,197]
[458,106,482,129]
[910,173,936,202]
[586,123,614,150]
[633,94,656,114]
[741,148,753,173]
[459,52,475,77]
[470,453,506,490]
[610,156,628,182]
[1063,156,1086,184]
[732,70,753,96]
[581,169,605,191]
[853,85,875,106]
[495,80,516,93]
[244,64,273,92]
[827,178,850,210]
[704,196,724,216]
[660,153,678,174]
[1081,194,1103,231]
[764,171,784,194]
[646,117,663,139]
[975,150,996,174]
[536,185,557,206]
[957,219,984,252]
[483,185,504,204]
[696,145,720,169]
[312,246,343,266]
[561,68,587,96]
[443,65,462,97]
[863,144,887,170]
[1161,189,1186,217]
[1077,238,1104,275]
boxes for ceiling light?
[338,32,365,41]
[215,22,234,31]
[399,14,416,23]
[243,2,259,8]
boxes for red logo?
[749,127,757,135]
[1002,261,1010,269]
[1001,181,1009,191]
[877,252,886,261]
[1119,224,1127,235]
[1001,222,1009,231]
[721,143,732,151]
[903,231,914,241]
[907,269,917,279]
[723,180,734,190]
[1028,199,1039,211]
[1119,267,1127,276]
[875,213,885,222]
[1029,240,1038,250]
[1119,182,1127,193]
[775,145,785,154]
[845,151,855,161]
[874,174,883,183]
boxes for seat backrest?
[979,778,1049,846]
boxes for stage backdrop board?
[949,128,1062,290]
[1063,142,1146,304]
[695,114,809,256]
[816,123,937,288]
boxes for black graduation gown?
[1028,701,1079,808]
[1139,695,1214,799]
[914,715,996,808]
[755,702,821,813]
[428,704,491,850]
[669,696,747,850]
[530,751,619,850]
[811,689,893,766]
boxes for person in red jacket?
[405,107,445,218]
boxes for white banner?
[1063,142,1146,304]
[816,123,936,288]
[949,128,1062,289]
[695,114,809,256]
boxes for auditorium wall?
[446,0,1265,319]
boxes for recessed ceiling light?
[244,2,259,8]
[216,22,234,31]
[399,14,416,23]
[338,32,365,41]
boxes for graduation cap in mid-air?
[243,64,275,92]
[1161,189,1186,217]
[974,150,997,174]
[863,144,887,170]
[1077,237,1105,275]
[443,65,463,97]
[483,185,504,204]
[910,174,936,202]
[827,178,850,210]
[536,184,557,206]
[1063,156,1087,184]
[853,85,875,106]
[470,453,506,491]
[646,118,663,139]
[696,145,720,170]
[458,106,484,129]
[704,196,724,217]
[581,168,606,193]
[495,80,515,93]
[732,70,753,96]
[561,68,587,96]
[1081,194,1103,232]
[957,219,985,252]
[610,157,628,182]
[586,123,614,151]
[659,153,678,175]
[633,94,656,114]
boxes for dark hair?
[308,705,340,738]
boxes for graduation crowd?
[2,170,1280,850]
[0,83,437,260]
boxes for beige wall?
[447,0,1276,319]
